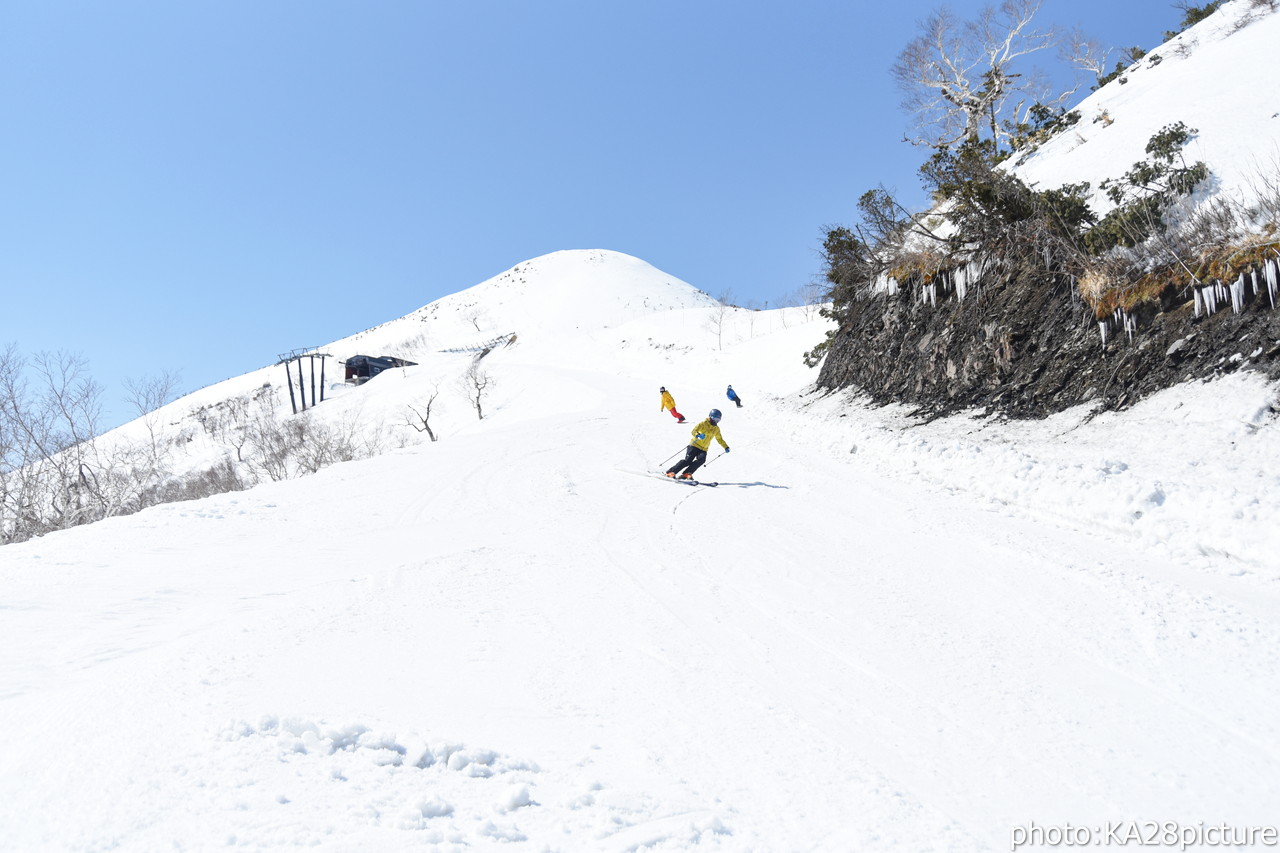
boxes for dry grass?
[1075,153,1280,318]
[887,248,952,285]
[1079,229,1280,317]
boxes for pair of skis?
[619,468,719,488]
[651,472,718,488]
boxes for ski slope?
[2,251,1278,851]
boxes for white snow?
[4,2,1280,849]
[1011,0,1280,220]
[2,245,1277,851]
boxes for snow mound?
[332,249,722,357]
[202,715,733,850]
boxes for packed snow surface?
[2,248,1277,851]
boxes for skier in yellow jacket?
[666,409,729,479]
[659,386,685,423]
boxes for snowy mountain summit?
[94,249,749,467]
[338,249,723,357]
[278,249,719,363]
[427,249,722,332]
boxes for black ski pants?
[667,445,708,477]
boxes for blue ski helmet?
[708,408,722,422]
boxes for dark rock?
[816,273,1280,419]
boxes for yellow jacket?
[660,390,676,411]
[689,418,727,451]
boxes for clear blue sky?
[1,0,1179,429]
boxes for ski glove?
[696,433,706,440]
[724,446,730,452]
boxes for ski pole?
[659,446,685,466]
[701,450,726,469]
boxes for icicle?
[1231,275,1245,314]
[1193,287,1203,318]
[1266,257,1277,309]
[1098,321,1108,345]
[955,265,968,301]
[971,257,986,296]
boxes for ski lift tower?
[277,348,332,415]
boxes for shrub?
[1087,123,1209,254]
[1007,105,1081,152]
[1164,2,1224,40]
[1094,47,1146,90]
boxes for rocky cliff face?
[815,269,1280,419]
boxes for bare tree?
[124,370,181,419]
[801,281,829,320]
[459,362,494,420]
[123,369,182,486]
[242,392,299,482]
[1059,26,1110,83]
[295,408,379,475]
[406,385,441,441]
[0,349,107,540]
[744,300,764,338]
[707,290,735,351]
[893,0,1057,151]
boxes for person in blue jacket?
[726,385,743,408]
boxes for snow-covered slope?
[105,250,720,440]
[3,244,1278,850]
[1012,0,1280,218]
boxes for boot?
[665,471,676,478]
[680,473,694,480]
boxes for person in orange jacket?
[666,409,729,479]
[659,386,685,423]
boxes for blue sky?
[2,0,1177,429]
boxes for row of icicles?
[869,253,1278,347]
[1101,253,1279,345]
[870,257,990,304]
[1192,254,1279,318]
